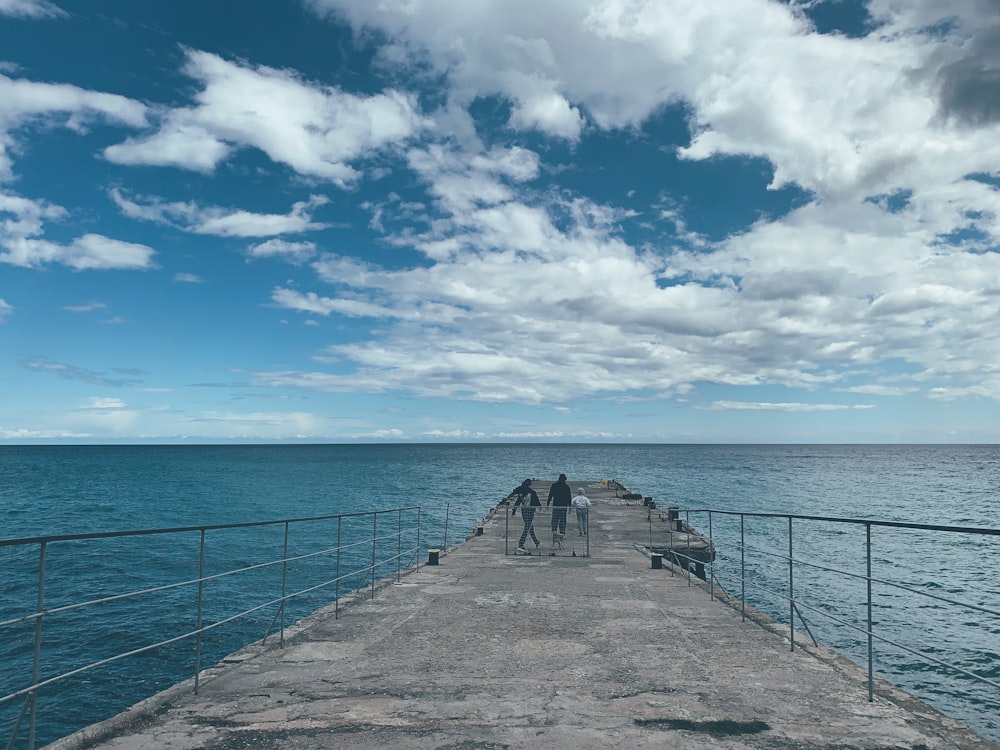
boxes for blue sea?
[1,444,999,747]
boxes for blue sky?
[2,0,1000,443]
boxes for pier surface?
[51,481,996,750]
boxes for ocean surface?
[1,443,998,747]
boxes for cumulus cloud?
[307,0,691,139]
[8,1,1000,439]
[930,18,1000,126]
[0,77,152,270]
[0,73,146,180]
[1,233,155,270]
[111,189,330,238]
[307,0,1000,203]
[104,50,430,184]
[0,199,156,271]
[247,239,318,263]
[227,0,995,414]
[0,297,12,321]
[0,0,64,19]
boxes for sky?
[1,0,1000,444]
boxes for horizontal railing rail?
[0,505,440,750]
[669,508,1000,740]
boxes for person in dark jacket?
[510,479,540,554]
[547,473,572,548]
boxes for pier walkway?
[51,482,996,750]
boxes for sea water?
[1,444,998,746]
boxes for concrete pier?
[50,481,997,750]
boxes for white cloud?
[247,239,318,263]
[0,73,146,180]
[507,90,583,140]
[85,397,126,410]
[0,190,67,236]
[105,123,231,172]
[1,232,155,270]
[250,0,1000,410]
[271,288,344,316]
[0,0,65,19]
[703,401,860,412]
[0,74,151,270]
[0,427,92,439]
[310,0,1000,203]
[0,297,12,320]
[495,431,567,439]
[111,189,330,238]
[356,428,405,439]
[174,272,204,283]
[62,301,106,312]
[421,429,488,439]
[8,1,1000,439]
[307,0,658,139]
[104,50,430,184]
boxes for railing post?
[866,522,874,701]
[788,516,794,652]
[740,514,746,622]
[370,512,377,599]
[444,503,450,551]
[708,511,715,601]
[396,509,402,582]
[26,540,47,750]
[416,507,422,565]
[279,521,290,646]
[335,516,342,619]
[667,510,674,576]
[194,530,206,694]
[686,510,692,585]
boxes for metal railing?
[0,506,438,750]
[667,509,1000,740]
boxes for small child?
[571,487,591,537]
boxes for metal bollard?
[475,526,484,536]
[651,553,663,569]
[427,548,440,565]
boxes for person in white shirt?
[571,487,591,536]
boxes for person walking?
[547,473,572,549]
[572,487,591,537]
[510,479,540,554]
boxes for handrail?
[0,507,423,548]
[674,508,1000,741]
[1,505,435,750]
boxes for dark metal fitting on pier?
[427,549,440,565]
[651,553,663,569]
